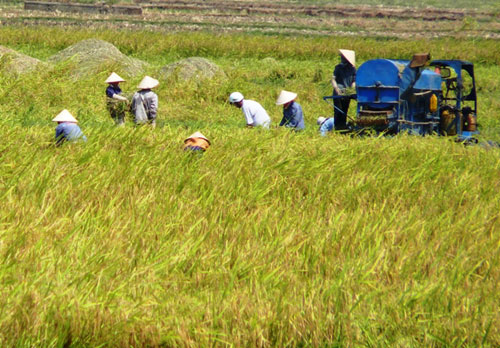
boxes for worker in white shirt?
[228,92,271,128]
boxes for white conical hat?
[317,116,326,125]
[276,90,297,105]
[229,92,244,103]
[138,76,159,89]
[339,49,355,67]
[184,131,210,144]
[52,109,78,123]
[105,72,125,84]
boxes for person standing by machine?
[331,49,356,130]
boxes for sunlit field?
[1,26,500,346]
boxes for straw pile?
[48,39,147,77]
[0,46,43,75]
[159,57,226,82]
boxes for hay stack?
[159,57,226,82]
[0,46,43,75]
[48,39,147,77]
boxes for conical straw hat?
[184,131,210,144]
[105,72,125,84]
[339,49,355,67]
[138,76,159,89]
[276,90,297,105]
[317,116,326,125]
[52,109,78,123]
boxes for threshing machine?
[324,54,478,141]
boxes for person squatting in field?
[276,90,305,131]
[53,109,87,146]
[183,131,211,153]
[131,76,159,128]
[229,92,271,128]
[317,116,335,136]
[105,72,128,126]
[332,49,356,130]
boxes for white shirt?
[241,99,271,128]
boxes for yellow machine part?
[440,109,462,136]
[430,94,438,113]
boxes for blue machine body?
[355,58,442,135]
[323,58,479,140]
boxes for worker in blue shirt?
[317,116,335,136]
[332,49,356,130]
[276,90,305,131]
[52,109,87,146]
[105,72,128,126]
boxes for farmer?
[130,76,159,128]
[317,116,335,136]
[331,49,356,130]
[183,131,211,152]
[105,72,128,126]
[52,109,87,146]
[228,92,271,128]
[276,90,305,131]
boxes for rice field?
[1,26,500,347]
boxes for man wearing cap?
[331,49,356,130]
[105,72,128,126]
[131,76,159,128]
[276,90,305,131]
[52,109,87,146]
[183,131,211,153]
[228,92,271,128]
[317,116,335,136]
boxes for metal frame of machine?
[323,55,479,141]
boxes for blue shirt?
[55,122,87,145]
[279,101,305,130]
[333,63,356,91]
[319,117,335,136]
[106,84,122,98]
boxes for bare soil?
[139,0,496,22]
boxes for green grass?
[0,26,500,346]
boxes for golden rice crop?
[0,26,499,347]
